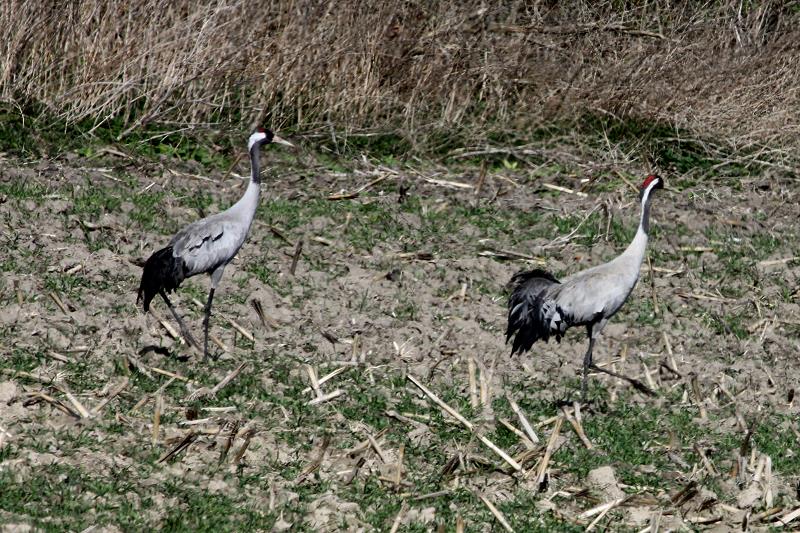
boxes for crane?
[505,175,665,401]
[137,127,294,360]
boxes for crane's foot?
[589,364,657,396]
[202,348,222,362]
[554,395,602,411]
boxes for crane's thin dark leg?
[581,335,595,403]
[159,290,200,350]
[202,288,216,361]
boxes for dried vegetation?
[1,1,800,157]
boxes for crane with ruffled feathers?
[137,128,293,359]
[506,175,665,401]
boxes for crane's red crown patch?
[640,175,659,189]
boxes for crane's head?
[248,127,295,152]
[639,174,664,201]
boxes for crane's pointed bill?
[272,135,294,148]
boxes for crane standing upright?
[137,128,294,360]
[506,175,665,401]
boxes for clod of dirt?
[587,465,625,501]
[0,381,18,404]
[271,514,293,532]
[736,485,763,509]
[304,492,364,531]
[402,506,436,527]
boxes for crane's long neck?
[621,184,657,264]
[229,143,263,220]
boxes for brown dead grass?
[1,1,800,150]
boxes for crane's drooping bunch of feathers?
[506,174,663,354]
[506,269,570,354]
[137,247,188,312]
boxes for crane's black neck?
[640,189,655,235]
[249,143,262,185]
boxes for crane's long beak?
[273,135,294,148]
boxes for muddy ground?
[0,146,798,531]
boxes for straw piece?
[561,407,592,450]
[49,291,71,314]
[582,497,626,532]
[395,444,405,489]
[150,366,194,383]
[423,176,473,189]
[47,351,72,364]
[62,389,92,419]
[308,389,345,406]
[190,297,253,340]
[295,435,331,483]
[508,396,539,444]
[542,183,587,197]
[130,377,175,413]
[290,240,303,275]
[218,420,240,465]
[3,368,64,385]
[468,358,479,408]
[531,416,563,486]
[694,443,718,476]
[231,428,256,465]
[301,367,348,394]
[388,502,407,533]
[456,514,465,533]
[306,365,322,398]
[478,435,522,471]
[211,362,247,395]
[152,394,162,446]
[407,374,473,430]
[367,433,388,463]
[479,495,514,532]
[690,374,708,421]
[328,174,388,200]
[499,418,536,450]
[227,319,254,342]
[28,391,78,417]
[407,374,521,471]
[158,431,197,463]
[775,507,800,527]
[91,377,129,415]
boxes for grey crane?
[137,128,293,359]
[506,175,664,401]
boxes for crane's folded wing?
[170,217,248,275]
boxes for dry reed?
[1,1,799,155]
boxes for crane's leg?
[583,319,656,397]
[202,287,215,361]
[580,334,595,403]
[159,290,200,350]
[203,266,226,361]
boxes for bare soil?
[1,150,798,531]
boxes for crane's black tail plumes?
[506,269,565,354]
[137,246,186,312]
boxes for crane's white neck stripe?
[640,180,659,205]
[248,132,267,152]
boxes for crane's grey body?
[506,176,664,400]
[169,180,260,282]
[138,128,293,359]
